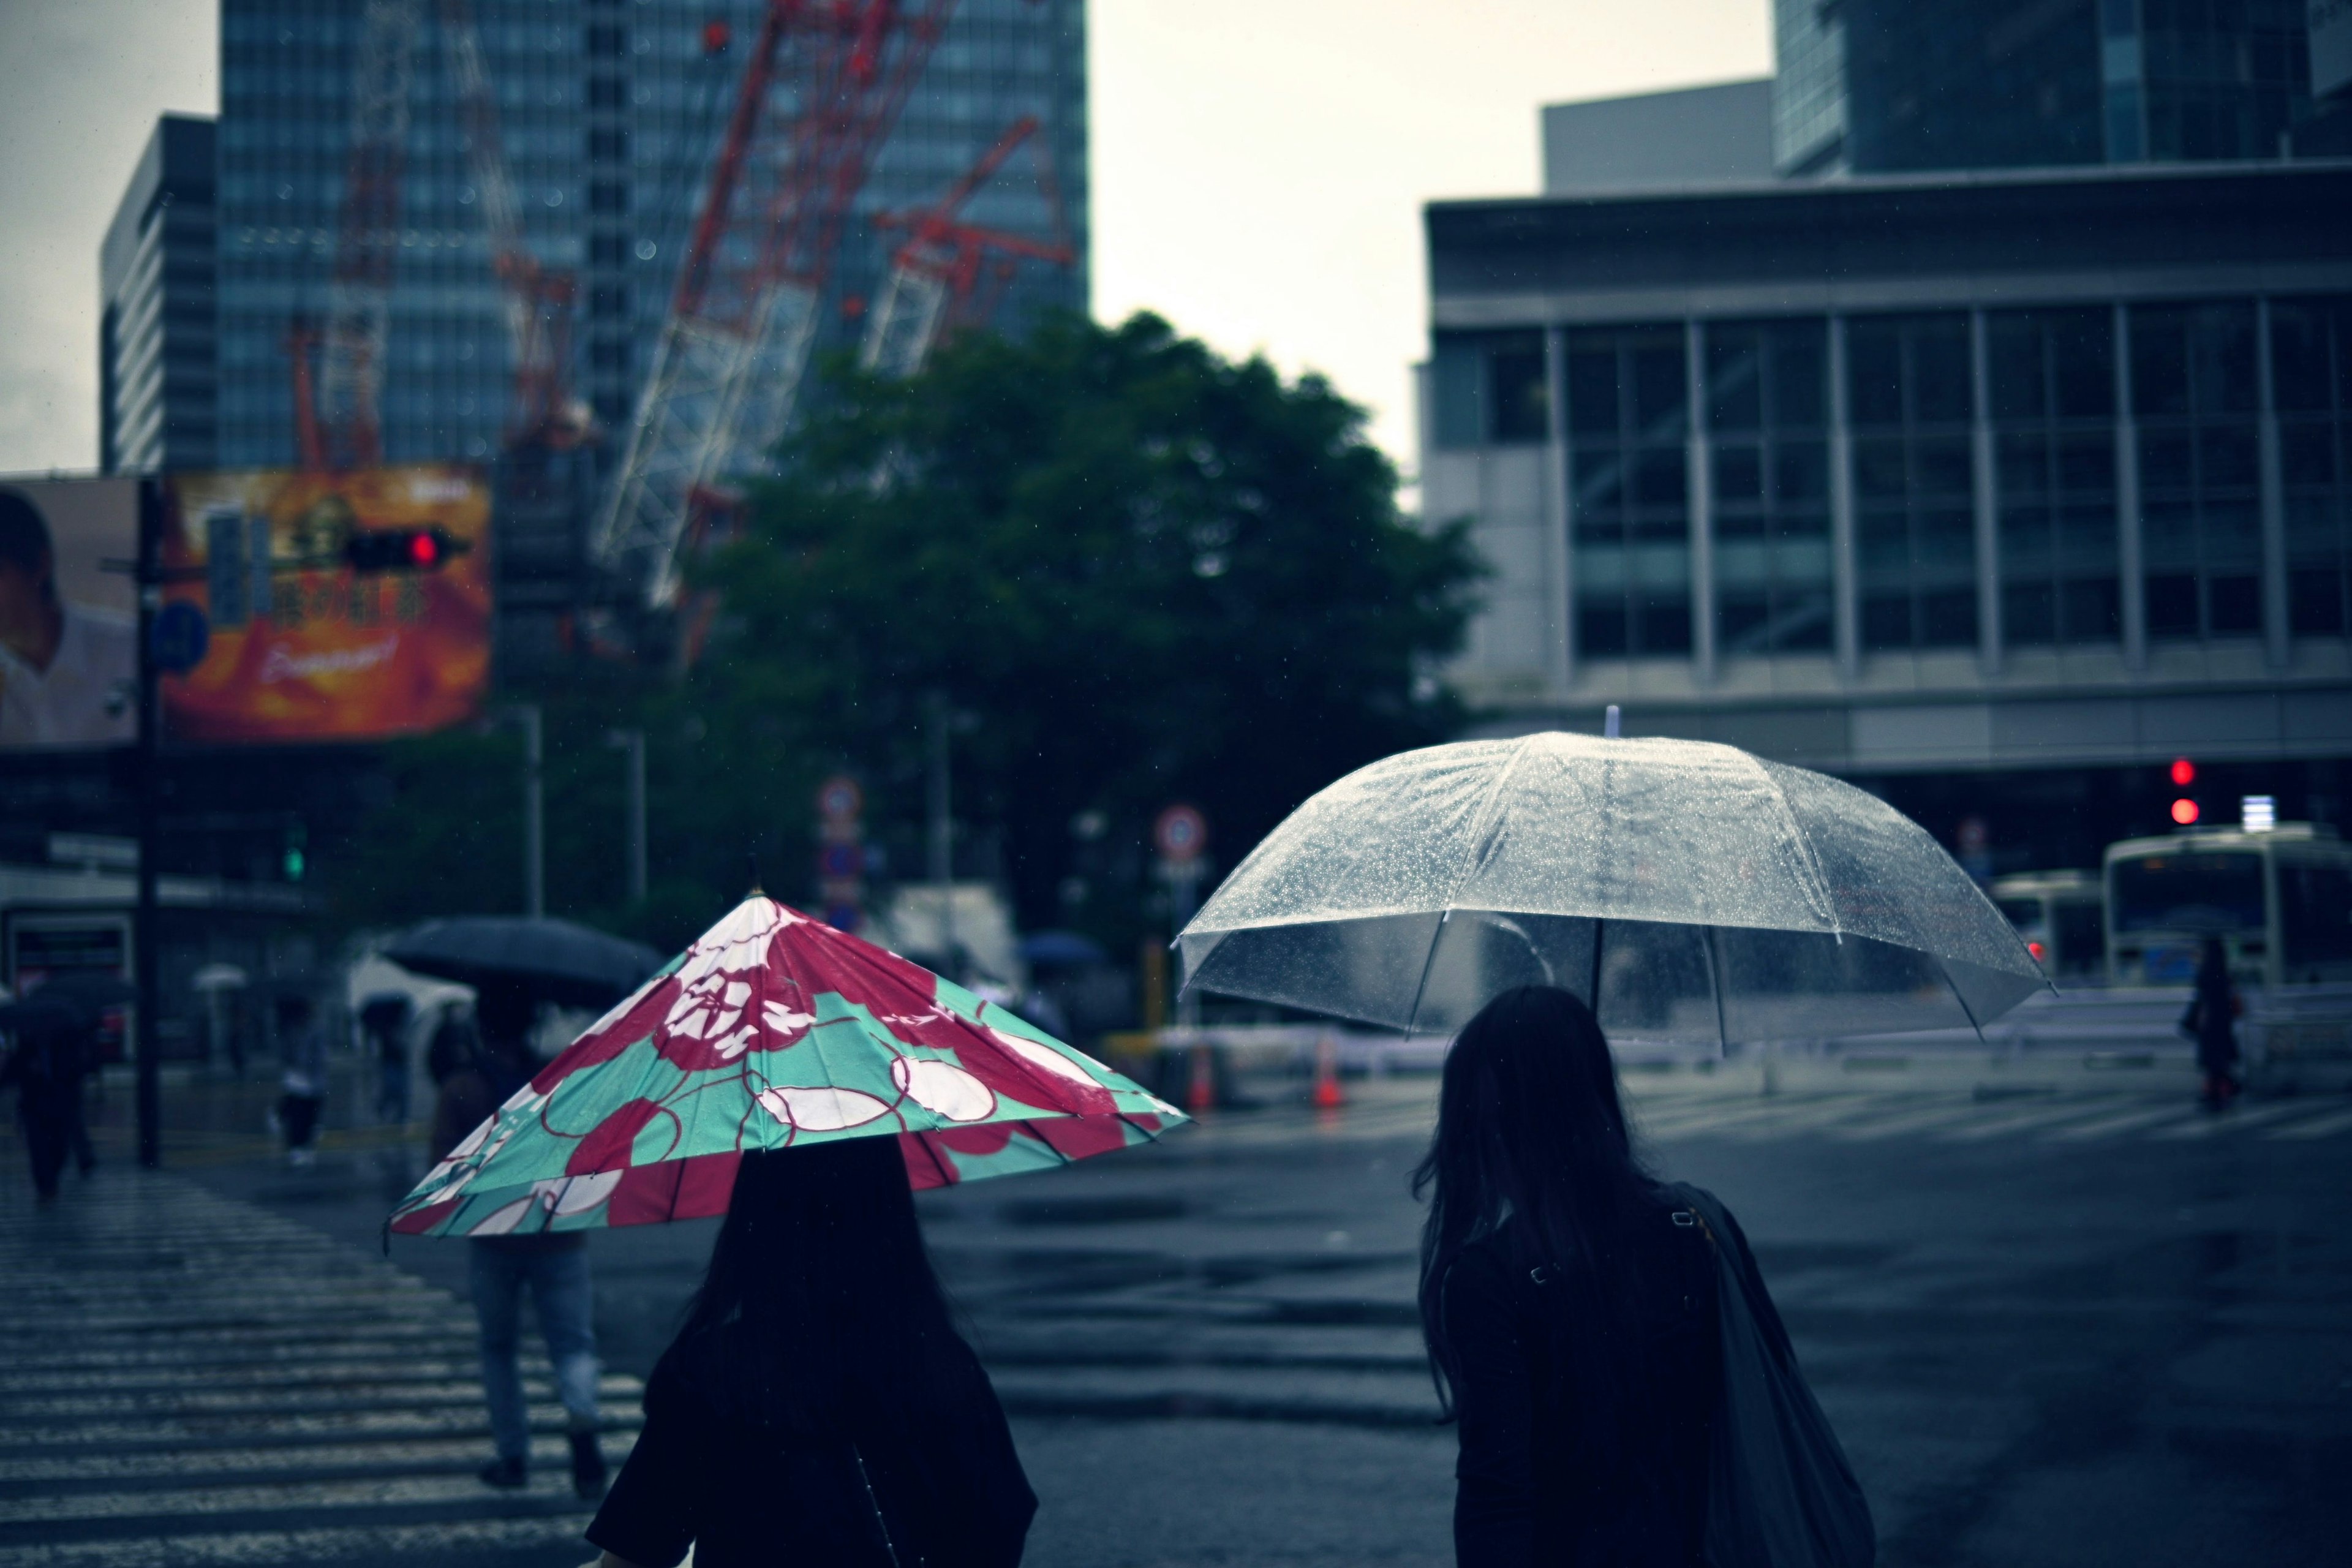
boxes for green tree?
[701,311,1482,940]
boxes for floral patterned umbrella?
[390,897,1184,1238]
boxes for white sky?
[0,0,1772,484]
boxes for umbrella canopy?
[1177,732,2047,1043]
[381,916,663,1009]
[391,896,1183,1238]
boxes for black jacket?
[587,1328,1036,1568]
[1444,1188,1771,1568]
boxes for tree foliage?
[699,311,1482,939]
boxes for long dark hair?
[671,1136,970,1435]
[1413,985,1667,1425]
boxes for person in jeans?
[1417,986,1792,1568]
[443,982,606,1500]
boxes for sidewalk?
[0,1165,641,1567]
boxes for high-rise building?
[1768,0,2343,178]
[1542,80,1774,195]
[213,1,1087,473]
[100,116,219,475]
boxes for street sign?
[818,842,864,880]
[151,601,209,674]
[1155,804,1207,864]
[816,775,864,823]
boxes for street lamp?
[491,705,545,918]
[605,728,648,905]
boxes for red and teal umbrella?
[391,896,1184,1238]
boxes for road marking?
[2261,1103,2352,1140]
[1935,1100,2139,1142]
[2147,1101,2331,1139]
[0,1171,641,1565]
[2040,1103,2203,1141]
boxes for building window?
[1990,307,2119,648]
[1707,318,1831,656]
[1569,324,1691,660]
[2132,301,2261,641]
[2272,296,2352,637]
[1847,313,1978,652]
[1429,330,1547,449]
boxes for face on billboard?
[161,466,492,744]
[0,478,140,751]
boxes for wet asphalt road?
[17,1065,2352,1567]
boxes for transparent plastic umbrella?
[1176,733,2048,1044]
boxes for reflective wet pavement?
[6,1069,2350,1566]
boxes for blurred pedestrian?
[454,981,608,1499]
[275,994,327,1167]
[360,993,414,1125]
[583,1139,1037,1568]
[2189,936,2242,1110]
[2,1013,88,1201]
[1417,987,1805,1567]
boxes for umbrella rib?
[1939,958,1987,1044]
[1702,925,1730,1055]
[1751,756,1842,937]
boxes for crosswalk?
[1184,1082,2352,1151]
[0,1170,639,1566]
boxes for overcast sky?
[0,0,1771,483]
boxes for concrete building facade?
[1420,162,2352,870]
[100,116,219,476]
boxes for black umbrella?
[382,917,665,1010]
[0,973,136,1034]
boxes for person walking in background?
[446,981,608,1501]
[2190,936,2242,1110]
[1415,986,1813,1567]
[584,1138,1037,1568]
[274,994,328,1167]
[360,993,414,1125]
[2,1013,88,1202]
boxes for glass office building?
[1771,0,2335,176]
[100,116,219,475]
[1421,162,2352,867]
[213,0,1087,472]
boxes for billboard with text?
[0,477,139,751]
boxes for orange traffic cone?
[1310,1032,1345,1111]
[1186,1040,1217,1115]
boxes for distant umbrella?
[382,917,663,1009]
[1017,930,1107,968]
[1178,732,2047,1044]
[0,972,136,1033]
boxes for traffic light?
[2171,758,2196,786]
[344,526,470,574]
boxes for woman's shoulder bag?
[1669,1184,1875,1568]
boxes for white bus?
[2103,824,2352,989]
[1989,870,2106,979]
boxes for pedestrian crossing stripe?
[2147,1099,2331,1139]
[2266,1104,2352,1140]
[0,1172,641,1566]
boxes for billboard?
[0,477,140,750]
[160,466,492,743]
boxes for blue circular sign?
[151,602,210,674]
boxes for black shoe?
[569,1431,608,1501]
[478,1456,528,1490]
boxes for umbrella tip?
[1604,704,1621,739]
[746,852,763,897]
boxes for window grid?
[1568,325,1692,660]
[2271,296,2352,636]
[1990,307,2122,648]
[2132,301,2263,640]
[1706,320,1833,656]
[1847,313,1981,653]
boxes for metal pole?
[606,728,647,904]
[507,704,544,918]
[926,693,952,965]
[133,483,162,1169]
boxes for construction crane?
[589,0,958,609]
[858,113,1074,379]
[439,0,587,450]
[312,0,422,470]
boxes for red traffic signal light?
[2172,798,2201,826]
[2171,758,2196,786]
[344,526,469,575]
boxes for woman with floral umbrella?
[391,895,1182,1566]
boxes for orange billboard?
[160,466,492,744]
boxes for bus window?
[2280,864,2352,974]
[2110,854,2264,933]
